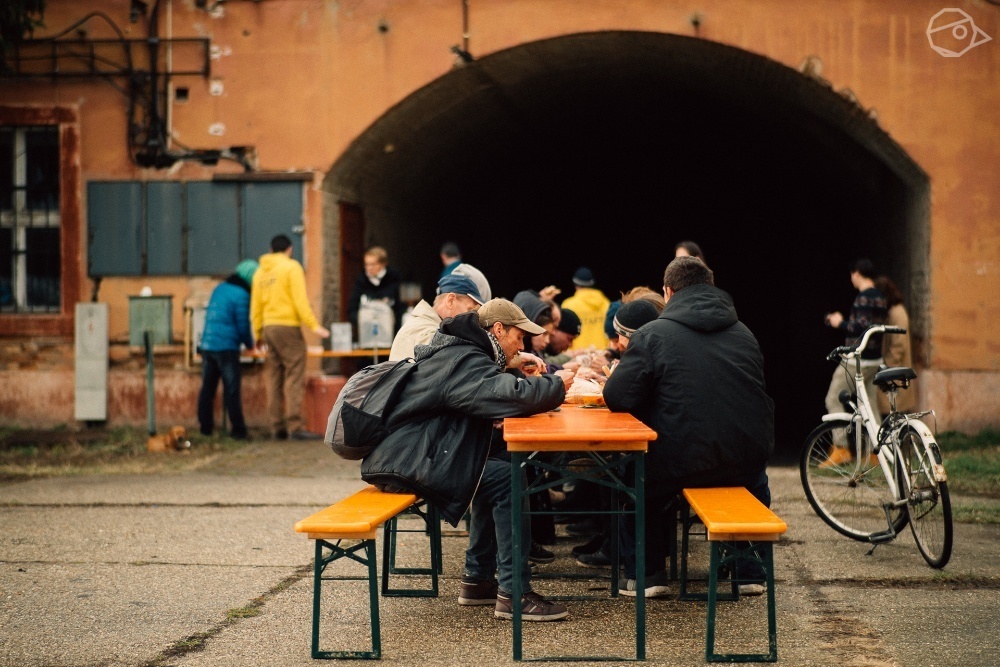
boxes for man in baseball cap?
[478,298,545,335]
[388,273,485,360]
[436,273,485,305]
[362,302,572,622]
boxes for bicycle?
[800,324,953,568]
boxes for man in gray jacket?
[362,299,573,621]
[603,256,775,598]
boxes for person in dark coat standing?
[603,256,775,598]
[197,259,258,439]
[361,300,574,622]
[346,245,405,336]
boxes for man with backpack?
[361,299,574,622]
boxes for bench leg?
[311,538,381,659]
[678,502,721,601]
[706,541,777,663]
[386,502,442,574]
[381,503,440,598]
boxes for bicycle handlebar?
[826,324,907,361]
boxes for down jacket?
[603,284,774,482]
[361,312,565,525]
[199,275,253,352]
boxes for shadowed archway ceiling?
[327,31,925,216]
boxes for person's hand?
[539,285,561,301]
[575,366,606,384]
[554,369,575,390]
[517,352,546,376]
[590,350,612,372]
[825,312,843,329]
[313,325,331,338]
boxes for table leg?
[635,452,646,660]
[511,452,524,661]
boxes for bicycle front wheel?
[800,419,906,541]
[899,426,954,568]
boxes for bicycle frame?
[804,324,953,566]
[819,325,928,546]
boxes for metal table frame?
[505,406,656,662]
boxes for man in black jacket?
[603,256,775,598]
[361,299,573,621]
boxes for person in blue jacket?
[197,259,259,439]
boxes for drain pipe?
[144,330,156,436]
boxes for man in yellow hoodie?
[560,267,611,351]
[251,234,330,439]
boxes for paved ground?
[1,440,998,666]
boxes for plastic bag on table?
[564,376,605,406]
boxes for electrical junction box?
[129,295,173,346]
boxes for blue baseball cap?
[437,273,485,305]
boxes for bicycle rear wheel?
[899,426,953,568]
[800,419,907,541]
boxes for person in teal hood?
[197,259,258,439]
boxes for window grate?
[0,126,61,313]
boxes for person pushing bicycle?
[821,258,887,467]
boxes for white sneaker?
[619,570,672,598]
[738,583,766,596]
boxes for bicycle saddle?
[873,366,916,389]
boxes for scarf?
[486,331,507,370]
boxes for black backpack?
[325,358,418,460]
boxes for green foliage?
[226,606,261,620]
[937,428,1000,453]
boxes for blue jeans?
[464,458,532,595]
[197,349,247,438]
[620,467,771,582]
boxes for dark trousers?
[197,349,247,438]
[621,467,771,581]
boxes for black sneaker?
[575,549,612,568]
[570,534,605,556]
[495,590,568,621]
[458,577,498,606]
[619,570,671,598]
[528,542,555,564]
[273,428,288,440]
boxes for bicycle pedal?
[867,530,896,545]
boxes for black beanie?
[613,300,660,338]
[557,307,582,336]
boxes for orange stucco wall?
[1,0,997,431]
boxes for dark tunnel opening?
[324,32,929,459]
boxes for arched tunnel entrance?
[324,31,930,459]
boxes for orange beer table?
[242,347,389,364]
[504,405,657,661]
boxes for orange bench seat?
[295,485,418,539]
[682,487,787,542]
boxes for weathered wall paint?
[1,0,997,432]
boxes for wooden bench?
[294,485,441,660]
[679,487,787,663]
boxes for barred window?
[0,126,61,313]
